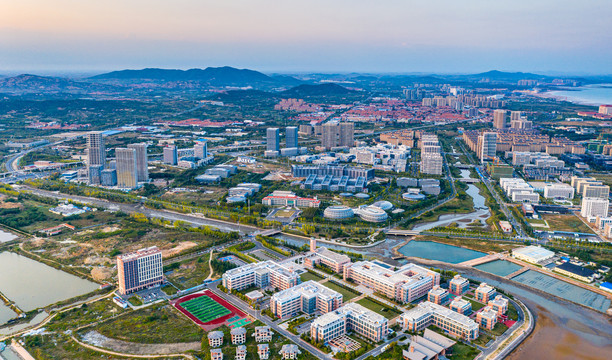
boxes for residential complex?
[321,122,354,149]
[448,275,470,295]
[253,326,273,343]
[310,302,388,343]
[343,261,440,303]
[449,296,472,315]
[399,301,479,341]
[270,280,343,319]
[221,260,300,291]
[117,246,163,295]
[493,109,507,129]
[474,283,496,303]
[488,295,509,315]
[476,306,498,330]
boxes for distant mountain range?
[280,83,354,97]
[90,66,300,87]
[0,74,116,94]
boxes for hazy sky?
[1,0,611,74]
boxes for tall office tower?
[194,141,208,159]
[86,131,105,167]
[478,132,497,162]
[339,122,355,147]
[510,111,522,121]
[116,148,138,189]
[127,143,148,182]
[163,145,178,165]
[267,128,280,151]
[117,247,163,295]
[493,110,508,129]
[581,198,610,219]
[286,126,298,148]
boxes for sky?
[1,0,611,75]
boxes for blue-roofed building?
[599,282,612,293]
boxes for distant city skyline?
[1,0,611,74]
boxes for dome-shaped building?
[324,205,354,220]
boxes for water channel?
[412,169,490,231]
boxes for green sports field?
[180,296,231,323]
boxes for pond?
[0,305,17,325]
[0,252,99,315]
[474,260,523,277]
[397,241,486,264]
[0,230,18,243]
[511,269,611,312]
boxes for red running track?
[172,289,248,331]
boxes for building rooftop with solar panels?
[512,245,555,264]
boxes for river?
[0,252,99,315]
[412,169,490,231]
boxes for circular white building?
[402,192,426,201]
[226,195,246,203]
[324,205,354,220]
[373,200,394,211]
[355,205,388,223]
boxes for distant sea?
[545,84,612,106]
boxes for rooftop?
[555,262,596,278]
[271,280,342,303]
[347,261,437,288]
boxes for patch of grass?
[127,296,143,307]
[356,297,403,320]
[96,303,203,344]
[541,214,594,234]
[321,280,360,301]
[472,332,494,347]
[463,297,485,312]
[489,322,509,337]
[300,270,324,282]
[506,301,518,321]
[161,285,178,296]
[448,342,480,360]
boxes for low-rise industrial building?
[512,246,555,264]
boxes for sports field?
[173,290,250,330]
[181,295,231,323]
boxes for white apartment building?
[343,261,440,303]
[543,183,575,199]
[310,303,388,343]
[270,281,343,319]
[583,184,610,199]
[399,301,479,341]
[420,153,443,175]
[581,197,610,219]
[222,261,300,291]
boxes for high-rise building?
[493,109,507,129]
[420,153,443,175]
[194,141,208,159]
[163,145,178,165]
[510,111,522,121]
[478,132,497,162]
[88,165,103,185]
[128,143,148,182]
[117,246,163,295]
[286,126,298,148]
[581,198,610,219]
[116,148,138,189]
[267,128,280,151]
[86,132,105,167]
[321,122,354,149]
